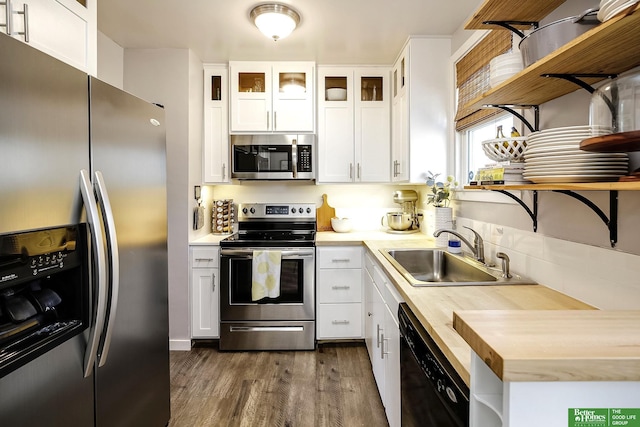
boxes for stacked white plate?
[598,0,640,21]
[523,125,629,183]
[489,52,523,88]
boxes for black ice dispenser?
[0,225,89,378]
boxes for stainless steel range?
[219,203,316,351]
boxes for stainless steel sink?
[380,248,535,287]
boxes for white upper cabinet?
[229,61,315,133]
[391,37,450,183]
[203,64,229,184]
[318,66,390,183]
[2,0,96,74]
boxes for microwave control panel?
[298,146,312,172]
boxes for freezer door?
[0,33,94,427]
[0,33,89,234]
[89,77,170,427]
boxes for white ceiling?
[97,0,484,65]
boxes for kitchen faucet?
[433,226,485,264]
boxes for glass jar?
[590,69,640,133]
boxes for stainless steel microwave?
[231,134,315,180]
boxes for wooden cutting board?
[580,130,640,152]
[316,194,335,231]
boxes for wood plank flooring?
[168,341,389,427]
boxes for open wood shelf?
[465,182,640,191]
[463,4,640,112]
[465,0,566,29]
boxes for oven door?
[220,247,315,321]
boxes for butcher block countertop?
[453,310,640,382]
[316,231,595,385]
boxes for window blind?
[455,31,512,131]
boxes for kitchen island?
[453,310,640,426]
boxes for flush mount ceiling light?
[250,3,301,41]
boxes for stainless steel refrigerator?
[0,32,170,426]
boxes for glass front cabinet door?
[229,61,315,133]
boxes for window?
[462,115,514,184]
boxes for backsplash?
[453,216,640,310]
[202,183,423,233]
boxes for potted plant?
[426,171,457,207]
[425,172,458,245]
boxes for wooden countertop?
[360,239,594,386]
[453,310,640,382]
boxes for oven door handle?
[221,249,315,258]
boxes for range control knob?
[291,207,296,214]
[306,207,311,213]
[242,207,248,214]
[249,207,255,214]
[298,207,303,213]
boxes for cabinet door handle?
[211,273,216,292]
[1,0,11,35]
[274,111,277,130]
[15,2,27,42]
[380,333,386,359]
[376,324,383,348]
[195,258,214,262]
[331,258,350,263]
[266,111,270,129]
[357,163,361,180]
[222,163,226,180]
[331,285,350,290]
[349,163,353,179]
[331,320,350,325]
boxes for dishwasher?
[398,303,469,426]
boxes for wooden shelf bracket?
[491,189,538,232]
[484,104,539,132]
[552,190,619,247]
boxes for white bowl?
[326,88,347,101]
[331,217,352,233]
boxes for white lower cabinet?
[364,251,403,427]
[190,246,220,338]
[316,246,363,339]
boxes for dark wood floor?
[168,341,389,427]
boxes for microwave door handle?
[79,170,108,378]
[291,139,298,178]
[94,171,120,368]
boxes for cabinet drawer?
[317,269,362,303]
[191,247,219,268]
[317,247,362,269]
[317,303,363,338]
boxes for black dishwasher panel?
[399,303,469,426]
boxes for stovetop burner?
[220,202,316,248]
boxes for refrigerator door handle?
[94,171,120,368]
[79,169,108,378]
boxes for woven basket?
[481,137,528,162]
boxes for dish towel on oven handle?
[251,250,282,301]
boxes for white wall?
[122,49,192,349]
[96,31,123,89]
